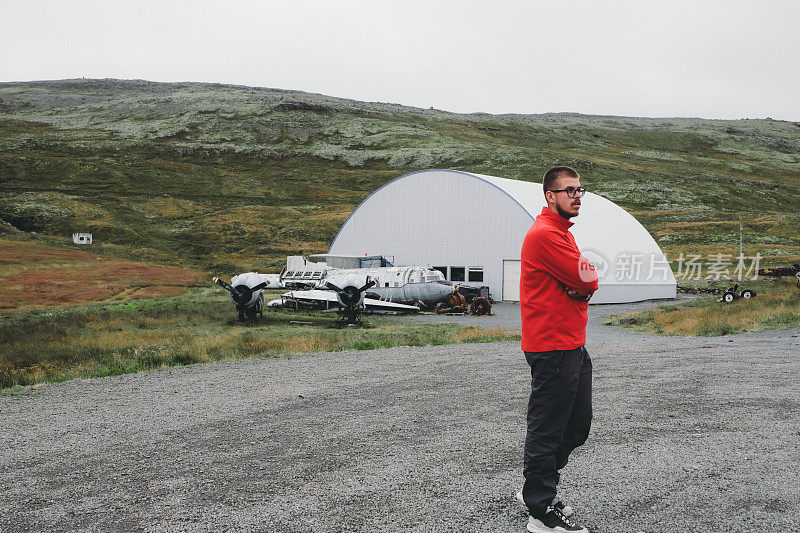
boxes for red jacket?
[520,207,599,352]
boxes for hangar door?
[502,260,521,301]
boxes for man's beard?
[556,203,579,219]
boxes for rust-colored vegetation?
[0,238,205,313]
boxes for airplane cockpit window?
[425,270,445,282]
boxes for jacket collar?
[537,206,574,231]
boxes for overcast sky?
[3,0,799,121]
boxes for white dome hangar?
[329,169,677,304]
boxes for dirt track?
[2,301,799,532]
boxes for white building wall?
[329,169,533,301]
[330,169,677,303]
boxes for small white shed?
[72,233,93,245]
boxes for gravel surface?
[2,299,799,532]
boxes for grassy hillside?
[1,78,799,274]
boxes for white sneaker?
[515,490,573,517]
[527,508,588,533]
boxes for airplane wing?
[271,290,419,313]
[276,289,337,308]
[363,297,419,313]
[291,289,336,301]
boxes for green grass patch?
[0,384,40,397]
[607,278,800,336]
[0,288,518,389]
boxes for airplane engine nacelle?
[326,275,369,306]
[232,285,261,307]
[215,272,272,322]
[231,272,270,307]
[324,275,375,325]
[335,286,366,309]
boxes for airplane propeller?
[323,281,343,293]
[213,276,269,322]
[214,277,267,301]
[324,278,376,324]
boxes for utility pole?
[739,215,743,257]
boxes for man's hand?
[567,289,592,302]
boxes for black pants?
[522,346,592,518]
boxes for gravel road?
[2,300,799,532]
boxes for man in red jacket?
[517,166,598,533]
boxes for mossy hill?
[1,78,799,274]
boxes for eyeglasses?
[548,187,586,198]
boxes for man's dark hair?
[542,166,579,196]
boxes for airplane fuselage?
[283,265,454,308]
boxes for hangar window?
[432,266,447,278]
[468,267,484,282]
[450,267,465,282]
